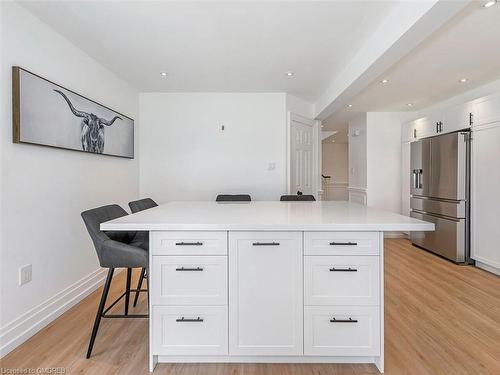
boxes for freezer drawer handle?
[329,267,357,272]
[175,241,203,246]
[175,267,204,272]
[252,242,280,246]
[329,241,357,246]
[176,317,204,322]
[330,317,358,323]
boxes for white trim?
[0,268,109,358]
[290,113,316,127]
[156,355,380,364]
[475,261,500,277]
[375,232,384,373]
[347,187,367,193]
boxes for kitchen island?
[101,201,434,373]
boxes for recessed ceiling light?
[380,79,389,84]
[483,0,497,8]
[286,71,294,77]
[406,103,413,107]
[459,78,468,83]
[347,104,353,108]
[160,72,168,77]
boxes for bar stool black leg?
[146,271,149,310]
[133,267,146,307]
[86,268,114,359]
[124,268,132,315]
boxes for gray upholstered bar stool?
[128,198,158,307]
[81,204,149,359]
[280,194,316,201]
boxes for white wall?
[366,112,412,214]
[0,2,139,355]
[347,114,367,190]
[286,94,314,119]
[139,93,287,202]
[414,78,500,119]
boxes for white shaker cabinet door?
[229,232,303,356]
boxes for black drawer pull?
[252,242,280,246]
[329,267,357,272]
[329,241,358,246]
[175,267,204,272]
[330,317,358,323]
[176,317,204,322]
[175,241,203,246]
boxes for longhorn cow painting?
[12,67,134,158]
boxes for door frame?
[286,112,321,199]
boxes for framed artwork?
[12,66,134,158]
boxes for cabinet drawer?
[304,306,380,357]
[152,306,228,356]
[304,232,379,255]
[151,231,227,255]
[152,256,227,305]
[304,256,379,306]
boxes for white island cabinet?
[101,201,434,373]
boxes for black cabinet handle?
[252,242,280,246]
[175,267,204,272]
[329,267,357,272]
[176,317,204,322]
[330,317,358,323]
[329,241,357,246]
[175,241,203,246]
[436,122,439,133]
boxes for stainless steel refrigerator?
[410,131,471,263]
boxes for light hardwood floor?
[2,239,500,374]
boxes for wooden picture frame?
[12,66,135,159]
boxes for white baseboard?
[0,268,108,358]
[475,261,500,277]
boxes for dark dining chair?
[128,198,158,307]
[216,194,252,202]
[280,194,316,201]
[81,204,149,358]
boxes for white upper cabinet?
[471,93,500,127]
[403,103,472,142]
[441,102,473,133]
[414,113,440,139]
[402,121,416,143]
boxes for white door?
[290,114,315,195]
[229,232,303,356]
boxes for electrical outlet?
[19,264,32,286]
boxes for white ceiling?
[19,1,397,101]
[323,2,500,131]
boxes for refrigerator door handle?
[418,169,423,189]
[412,169,418,189]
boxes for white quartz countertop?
[101,201,434,232]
